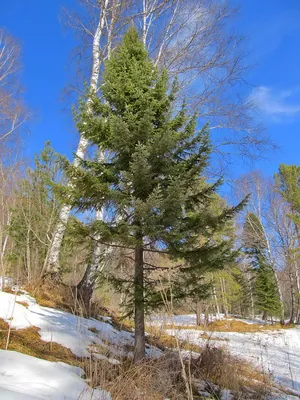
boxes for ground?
[0,290,161,399]
[150,314,300,398]
[1,289,299,399]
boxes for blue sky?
[237,0,300,175]
[1,0,300,176]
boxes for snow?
[149,313,225,326]
[0,350,111,399]
[0,291,161,359]
[0,276,13,289]
[161,316,300,397]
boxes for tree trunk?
[26,227,31,284]
[289,269,295,324]
[76,239,104,312]
[45,1,109,276]
[293,263,300,324]
[196,302,201,326]
[76,198,104,297]
[262,310,267,321]
[211,275,220,318]
[220,277,228,317]
[133,243,145,363]
[248,272,255,319]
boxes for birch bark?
[46,0,109,275]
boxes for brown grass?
[26,281,113,320]
[85,345,272,400]
[198,332,228,341]
[206,319,294,333]
[2,286,14,294]
[190,344,271,399]
[146,324,202,353]
[0,318,78,364]
[26,282,77,313]
[162,319,295,333]
[92,354,188,400]
[16,301,30,308]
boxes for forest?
[0,1,300,399]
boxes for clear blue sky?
[1,0,299,176]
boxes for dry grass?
[91,354,188,400]
[206,319,294,333]
[2,286,14,294]
[16,301,30,308]
[0,318,78,364]
[26,281,77,313]
[163,319,295,333]
[190,343,271,397]
[25,281,110,319]
[198,332,228,342]
[85,345,272,400]
[146,324,202,353]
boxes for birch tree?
[235,172,285,322]
[0,29,27,286]
[0,29,28,158]
[46,0,119,277]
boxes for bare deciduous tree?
[0,30,28,157]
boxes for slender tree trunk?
[220,277,228,317]
[289,268,295,324]
[77,240,105,311]
[26,227,31,284]
[293,259,300,324]
[196,301,201,326]
[248,272,255,319]
[77,0,120,293]
[45,1,109,276]
[134,242,145,363]
[0,211,10,290]
[76,183,105,295]
[211,274,220,318]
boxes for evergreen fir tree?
[67,28,245,362]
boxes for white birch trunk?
[0,212,10,290]
[46,1,109,275]
[252,190,286,323]
[79,0,121,290]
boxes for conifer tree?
[67,28,245,362]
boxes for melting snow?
[0,350,111,399]
[0,291,161,359]
[161,316,300,397]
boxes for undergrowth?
[162,319,295,333]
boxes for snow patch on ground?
[0,291,161,359]
[0,350,111,399]
[161,316,300,396]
